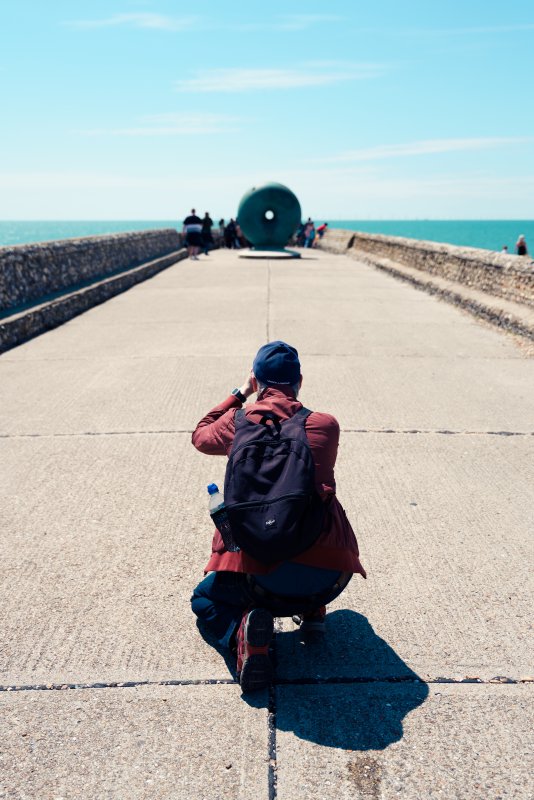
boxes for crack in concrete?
[342,429,534,436]
[1,675,530,693]
[267,619,283,799]
[0,429,196,439]
[268,685,278,800]
[2,665,530,799]
[0,679,235,692]
[266,262,272,342]
[1,352,527,363]
[1,428,532,440]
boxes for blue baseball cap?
[253,341,301,386]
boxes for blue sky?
[1,0,533,219]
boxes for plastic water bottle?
[207,483,240,552]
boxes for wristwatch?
[231,388,247,403]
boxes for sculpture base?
[239,248,301,260]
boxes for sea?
[0,219,532,253]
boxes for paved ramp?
[1,249,533,798]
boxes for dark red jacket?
[192,387,366,578]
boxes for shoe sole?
[240,653,273,692]
[240,609,274,693]
[245,608,274,647]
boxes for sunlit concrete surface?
[1,249,533,798]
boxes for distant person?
[218,218,225,246]
[295,222,306,247]
[515,235,528,256]
[224,219,238,249]
[304,220,315,248]
[314,222,328,246]
[235,221,250,249]
[233,222,243,249]
[501,245,509,254]
[183,209,203,260]
[201,212,214,255]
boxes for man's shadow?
[197,609,428,751]
[271,610,429,750]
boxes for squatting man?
[191,341,366,692]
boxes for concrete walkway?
[1,249,533,799]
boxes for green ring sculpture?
[237,182,301,253]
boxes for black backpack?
[223,407,325,564]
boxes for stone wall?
[0,228,182,313]
[0,250,188,354]
[320,229,534,309]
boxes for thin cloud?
[371,22,534,37]
[3,169,533,218]
[74,113,240,137]
[216,14,344,33]
[63,12,344,34]
[416,23,534,35]
[64,13,196,31]
[316,137,534,163]
[0,172,155,190]
[276,14,344,31]
[175,64,385,93]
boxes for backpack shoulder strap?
[296,406,313,420]
[234,408,247,425]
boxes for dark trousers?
[191,564,349,648]
[191,572,253,647]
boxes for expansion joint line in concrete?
[2,429,533,440]
[1,675,530,693]
[342,428,534,437]
[268,684,278,800]
[267,618,282,799]
[266,262,272,341]
[1,671,529,797]
[0,429,196,439]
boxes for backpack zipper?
[226,491,309,511]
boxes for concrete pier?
[1,248,533,798]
